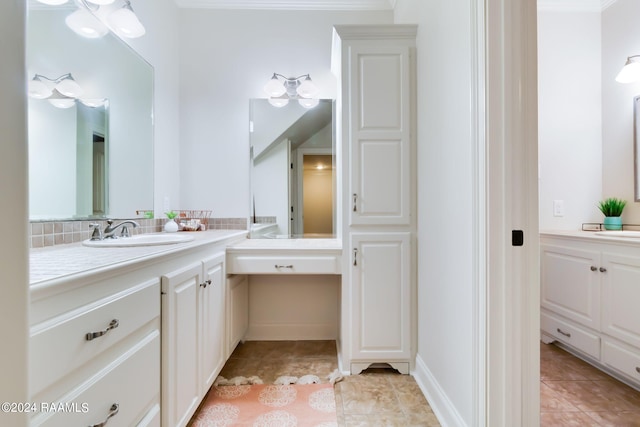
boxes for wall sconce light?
[37,0,145,39]
[616,55,640,83]
[264,73,320,108]
[28,73,83,109]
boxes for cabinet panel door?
[350,232,411,360]
[199,253,225,395]
[227,274,249,358]
[161,262,201,427]
[601,253,640,349]
[349,46,411,226]
[540,244,600,330]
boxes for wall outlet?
[553,200,565,217]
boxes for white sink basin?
[83,233,195,247]
[594,230,640,238]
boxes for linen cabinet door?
[350,232,411,372]
[348,45,412,226]
[199,252,226,395]
[161,262,202,427]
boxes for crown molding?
[537,0,617,12]
[175,0,395,10]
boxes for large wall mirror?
[249,99,336,238]
[27,5,153,220]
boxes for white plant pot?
[164,219,178,233]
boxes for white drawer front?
[30,279,160,395]
[229,255,339,274]
[32,330,160,427]
[541,312,600,359]
[602,338,640,386]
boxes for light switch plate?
[553,200,565,217]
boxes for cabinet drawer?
[541,312,600,359]
[602,338,640,386]
[30,279,160,394]
[32,330,160,427]
[228,255,339,274]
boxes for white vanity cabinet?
[161,251,226,427]
[28,230,246,427]
[541,233,640,388]
[333,25,417,374]
[29,269,162,427]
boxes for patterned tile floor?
[541,342,640,426]
[191,340,640,426]
[195,340,440,426]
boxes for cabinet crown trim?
[333,24,418,40]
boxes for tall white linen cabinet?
[332,25,418,375]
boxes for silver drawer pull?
[636,367,640,374]
[275,265,293,269]
[599,267,607,273]
[556,328,571,338]
[590,266,597,271]
[86,319,119,341]
[353,193,358,212]
[89,403,119,427]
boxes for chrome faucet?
[102,219,140,239]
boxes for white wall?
[394,0,475,424]
[538,8,602,230]
[0,1,29,425]
[602,0,640,222]
[178,9,392,217]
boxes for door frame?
[483,0,540,425]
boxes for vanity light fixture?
[616,55,640,83]
[28,73,83,108]
[60,0,145,39]
[264,73,320,108]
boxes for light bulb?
[264,75,287,97]
[55,77,83,98]
[65,8,109,39]
[268,97,289,108]
[107,7,146,39]
[28,79,52,99]
[616,58,640,84]
[296,76,319,98]
[298,97,319,109]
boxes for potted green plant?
[164,210,179,233]
[598,197,626,230]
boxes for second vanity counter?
[226,238,342,275]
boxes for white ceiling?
[174,0,396,10]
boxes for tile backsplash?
[30,217,249,249]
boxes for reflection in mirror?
[27,6,153,220]
[249,99,335,238]
[635,96,640,201]
[29,99,109,219]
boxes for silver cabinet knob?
[599,267,607,273]
[590,266,597,271]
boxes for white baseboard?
[412,353,467,427]
[244,323,338,341]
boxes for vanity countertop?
[540,229,640,245]
[226,238,342,253]
[30,229,247,286]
